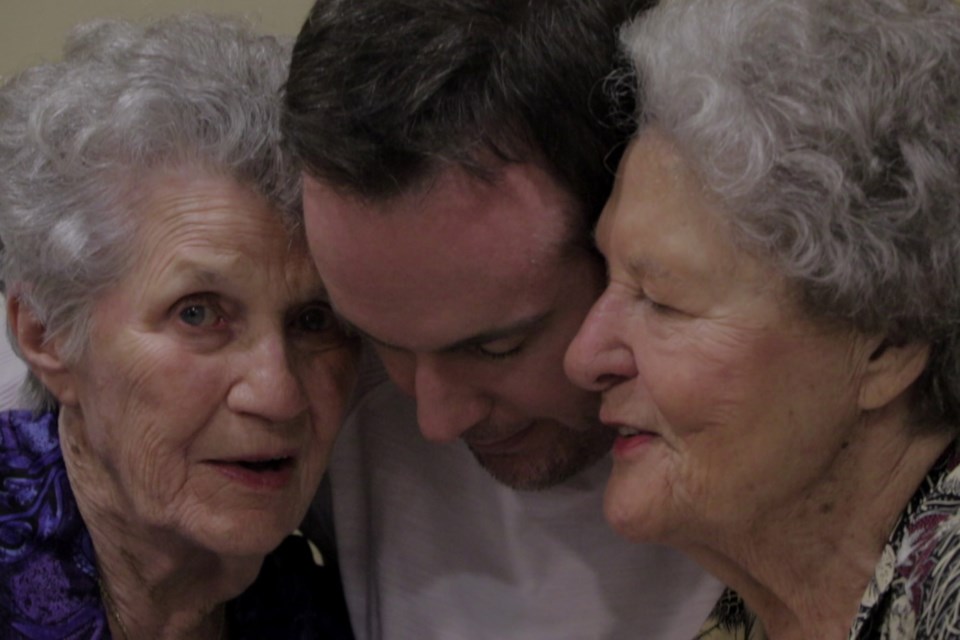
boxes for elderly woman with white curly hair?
[564,0,960,638]
[0,14,357,640]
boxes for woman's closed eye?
[645,297,676,314]
[635,285,679,316]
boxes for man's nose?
[378,347,493,442]
[410,355,492,443]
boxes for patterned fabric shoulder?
[694,589,767,640]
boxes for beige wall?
[0,0,314,80]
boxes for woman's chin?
[602,468,671,544]
[604,500,654,544]
[183,514,302,559]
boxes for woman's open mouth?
[210,456,296,490]
[233,457,292,472]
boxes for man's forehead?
[305,163,580,269]
[302,163,588,349]
[321,241,564,353]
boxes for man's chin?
[469,433,614,491]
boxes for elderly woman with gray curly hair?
[0,14,357,640]
[564,0,960,638]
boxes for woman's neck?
[58,408,263,639]
[89,529,255,640]
[683,413,954,640]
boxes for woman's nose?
[565,292,638,391]
[228,332,308,423]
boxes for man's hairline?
[301,156,595,253]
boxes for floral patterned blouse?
[695,443,960,640]
[0,410,354,639]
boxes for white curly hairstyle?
[0,13,297,410]
[621,0,960,429]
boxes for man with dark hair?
[284,1,722,637]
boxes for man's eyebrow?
[352,312,552,354]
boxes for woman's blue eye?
[179,304,214,327]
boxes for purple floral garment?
[0,410,355,640]
[0,410,108,639]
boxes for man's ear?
[858,337,930,411]
[7,295,78,406]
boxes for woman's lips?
[600,419,659,458]
[611,429,658,457]
[208,456,296,490]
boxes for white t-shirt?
[320,357,723,640]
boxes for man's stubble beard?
[469,421,615,491]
